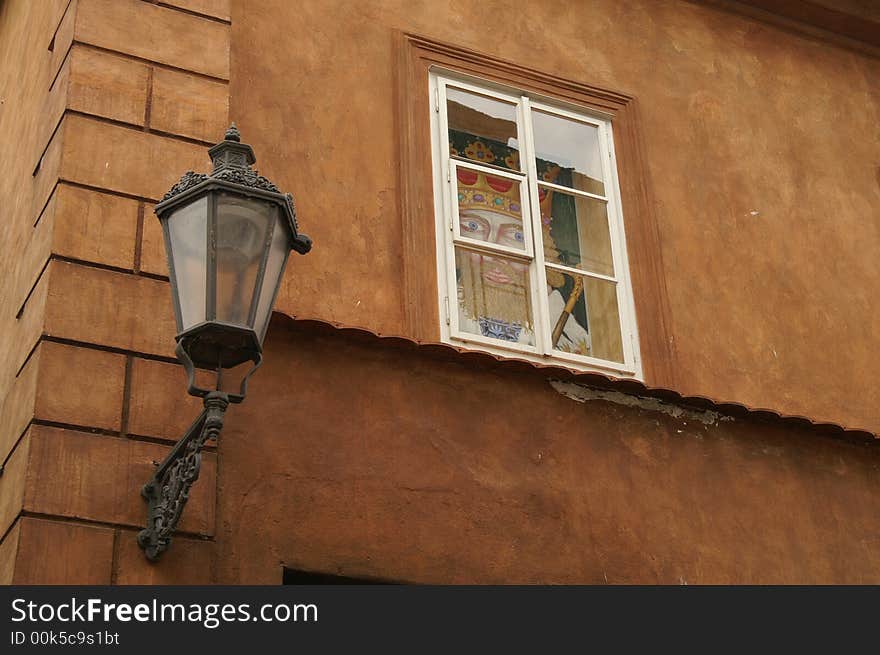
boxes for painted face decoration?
[455,210,534,344]
[459,209,525,252]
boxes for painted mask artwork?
[450,128,594,356]
[453,161,534,345]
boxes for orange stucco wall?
[1,0,878,585]
[216,317,880,584]
[231,0,880,434]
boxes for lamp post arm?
[137,391,229,562]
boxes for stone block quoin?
[0,0,231,584]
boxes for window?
[430,71,642,378]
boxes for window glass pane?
[168,196,207,332]
[447,87,521,172]
[532,110,605,196]
[539,185,614,276]
[547,269,623,362]
[455,246,534,346]
[456,168,525,251]
[253,213,290,342]
[215,193,274,327]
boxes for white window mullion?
[545,262,617,285]
[537,179,607,203]
[521,95,552,357]
[436,80,462,336]
[429,75,450,336]
[437,81,454,233]
[597,121,637,372]
[515,94,544,355]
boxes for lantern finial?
[225,122,241,142]
[208,123,255,173]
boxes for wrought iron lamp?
[137,124,311,561]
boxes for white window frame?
[429,69,643,380]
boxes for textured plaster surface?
[0,0,68,414]
[216,318,880,584]
[0,0,69,573]
[231,0,880,433]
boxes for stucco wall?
[230,0,880,433]
[1,0,877,585]
[216,317,880,584]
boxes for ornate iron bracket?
[137,391,228,562]
[138,340,262,561]
[174,339,262,404]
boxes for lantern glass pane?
[167,196,208,332]
[214,192,274,327]
[254,214,291,341]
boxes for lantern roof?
[156,123,312,255]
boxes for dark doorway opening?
[283,568,399,585]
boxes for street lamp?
[137,124,311,561]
